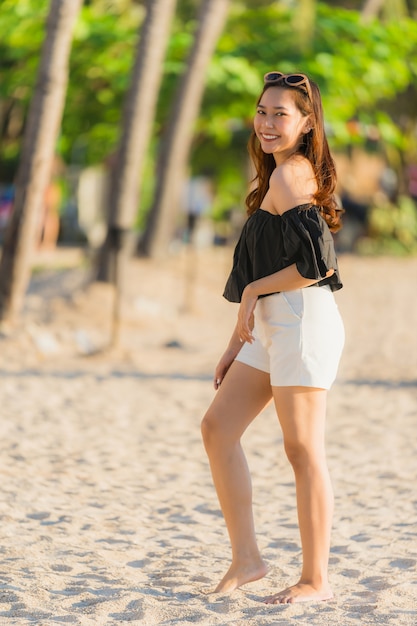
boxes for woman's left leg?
[265,386,334,604]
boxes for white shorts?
[235,286,344,389]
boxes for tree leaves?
[1,0,417,224]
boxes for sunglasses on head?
[264,71,312,101]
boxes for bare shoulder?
[269,156,317,215]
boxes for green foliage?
[0,0,142,167]
[61,2,143,163]
[1,0,417,253]
[312,5,417,145]
[192,2,417,223]
[357,196,417,255]
[200,3,417,148]
[0,0,49,166]
[2,1,417,165]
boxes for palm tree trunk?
[97,0,177,282]
[362,0,407,22]
[139,0,231,258]
[293,0,316,51]
[0,0,83,324]
[361,0,385,19]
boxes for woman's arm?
[237,264,334,343]
[213,318,254,390]
[250,263,324,295]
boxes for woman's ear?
[302,115,313,134]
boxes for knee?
[201,408,220,449]
[284,439,327,474]
[201,405,232,450]
[283,440,312,473]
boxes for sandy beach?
[0,244,416,625]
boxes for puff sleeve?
[281,206,342,291]
[223,233,251,302]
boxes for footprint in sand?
[50,564,73,572]
[389,558,416,569]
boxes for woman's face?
[254,86,311,164]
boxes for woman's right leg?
[201,361,272,592]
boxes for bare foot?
[214,559,268,593]
[263,581,333,604]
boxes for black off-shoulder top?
[223,204,343,303]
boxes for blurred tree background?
[1,0,417,259]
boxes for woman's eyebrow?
[257,104,289,111]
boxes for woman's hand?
[213,321,249,390]
[213,350,236,390]
[237,285,257,344]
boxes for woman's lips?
[261,133,279,140]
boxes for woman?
[201,72,345,605]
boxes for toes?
[279,595,291,604]
[263,586,332,604]
[263,594,287,604]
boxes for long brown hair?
[246,78,343,232]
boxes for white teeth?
[262,134,277,139]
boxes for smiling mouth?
[261,133,279,140]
